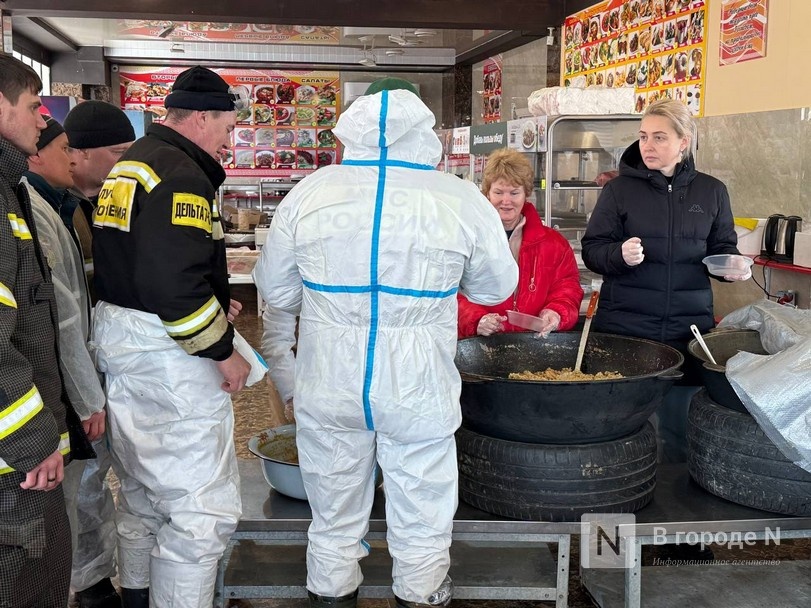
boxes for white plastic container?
[702,254,754,278]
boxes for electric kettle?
[761,214,803,261]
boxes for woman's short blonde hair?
[481,148,535,198]
[643,99,697,158]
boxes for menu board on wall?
[116,20,340,45]
[562,0,708,116]
[482,57,503,124]
[119,67,340,177]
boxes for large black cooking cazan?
[455,332,684,444]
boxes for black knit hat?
[164,66,236,111]
[36,115,65,151]
[64,101,136,149]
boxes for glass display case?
[543,115,639,244]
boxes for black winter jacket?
[93,124,234,360]
[581,141,738,344]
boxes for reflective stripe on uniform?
[58,431,70,456]
[0,281,16,308]
[162,295,221,337]
[108,161,162,193]
[7,213,33,240]
[0,432,70,475]
[0,386,44,440]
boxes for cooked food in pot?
[509,368,624,381]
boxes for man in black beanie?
[91,65,249,608]
[65,102,136,300]
[65,101,136,206]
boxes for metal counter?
[214,459,578,607]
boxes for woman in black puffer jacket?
[582,99,750,462]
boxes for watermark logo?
[581,513,784,569]
[581,513,636,569]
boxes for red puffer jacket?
[457,203,583,337]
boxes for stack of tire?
[456,423,658,522]
[686,330,811,516]
[453,331,687,522]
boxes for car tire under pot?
[456,423,657,522]
[687,389,811,516]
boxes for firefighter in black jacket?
[91,66,250,608]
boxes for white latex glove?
[722,257,753,281]
[477,313,507,336]
[622,237,645,266]
[534,309,561,339]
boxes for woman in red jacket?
[458,148,583,338]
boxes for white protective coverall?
[91,303,241,606]
[24,180,118,591]
[253,88,518,603]
[261,306,297,406]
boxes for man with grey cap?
[91,66,250,608]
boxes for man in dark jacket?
[0,53,76,608]
[92,65,250,608]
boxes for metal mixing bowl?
[247,424,307,500]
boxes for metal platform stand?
[215,459,578,607]
[580,464,811,608]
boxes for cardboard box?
[237,208,262,230]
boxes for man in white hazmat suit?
[253,78,518,608]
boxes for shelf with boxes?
[220,178,296,234]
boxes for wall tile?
[696,108,809,219]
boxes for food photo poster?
[562,0,709,116]
[118,66,340,177]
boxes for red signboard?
[719,0,768,65]
[482,56,503,124]
[119,67,340,177]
